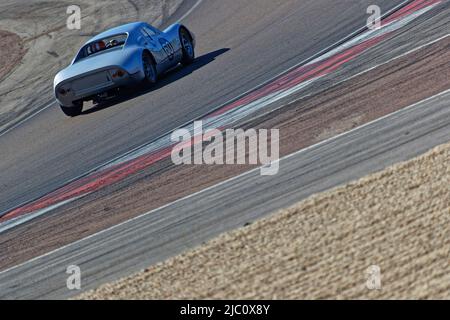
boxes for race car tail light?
[110,69,125,79]
[58,87,70,96]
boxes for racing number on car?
[159,38,175,61]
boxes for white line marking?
[254,33,450,122]
[0,102,54,138]
[177,0,204,22]
[0,194,88,234]
[1,87,450,276]
[344,33,450,81]
[307,3,440,65]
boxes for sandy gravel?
[0,0,183,131]
[0,30,25,83]
[78,141,450,299]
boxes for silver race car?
[54,21,195,116]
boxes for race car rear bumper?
[55,68,143,107]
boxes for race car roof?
[87,22,145,44]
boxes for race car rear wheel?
[180,28,195,65]
[60,101,83,117]
[142,51,157,84]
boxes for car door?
[141,25,178,71]
[139,27,165,73]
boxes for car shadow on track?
[81,48,230,115]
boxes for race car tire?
[142,51,157,84]
[180,28,195,65]
[60,101,83,117]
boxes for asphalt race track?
[1,89,449,299]
[2,0,446,299]
[0,0,406,214]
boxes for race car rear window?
[75,33,128,61]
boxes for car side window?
[140,28,152,40]
[144,26,159,37]
[141,28,156,40]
